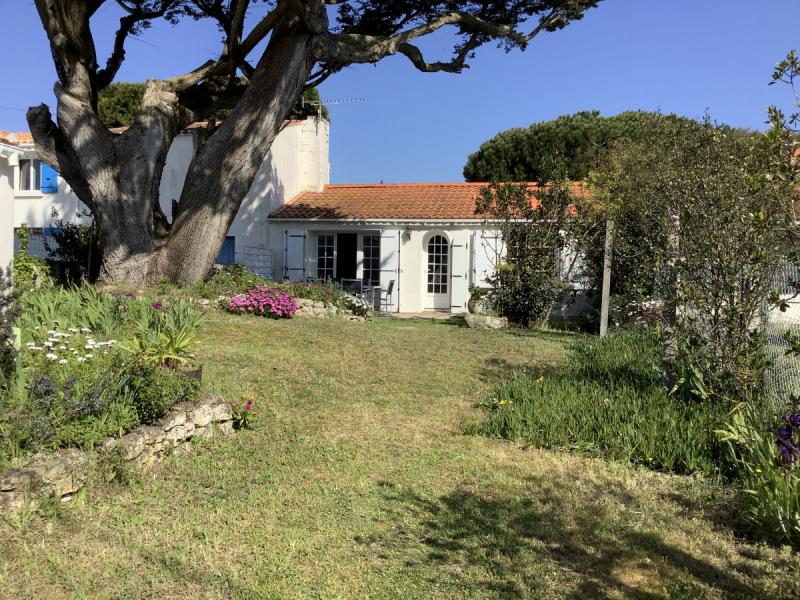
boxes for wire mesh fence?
[763,261,800,409]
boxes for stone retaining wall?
[294,298,366,321]
[0,400,235,517]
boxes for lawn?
[0,313,798,599]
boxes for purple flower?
[775,413,800,464]
[151,301,164,311]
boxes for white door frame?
[423,231,451,311]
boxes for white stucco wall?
[0,156,14,271]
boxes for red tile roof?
[0,131,33,146]
[271,182,588,221]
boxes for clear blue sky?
[1,1,798,183]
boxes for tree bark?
[29,80,183,284]
[155,22,313,284]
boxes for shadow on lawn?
[367,474,777,599]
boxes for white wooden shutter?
[472,229,501,287]
[450,232,470,313]
[284,229,306,281]
[380,230,401,312]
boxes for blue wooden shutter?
[41,163,58,193]
[215,236,236,265]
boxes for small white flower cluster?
[345,293,372,311]
[25,326,116,365]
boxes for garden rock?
[211,402,233,422]
[464,314,509,330]
[0,449,88,514]
[191,404,214,427]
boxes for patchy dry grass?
[0,313,798,599]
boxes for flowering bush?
[717,404,800,548]
[343,293,372,317]
[0,286,204,466]
[227,286,298,318]
[232,399,254,429]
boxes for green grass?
[0,314,798,598]
[470,330,729,474]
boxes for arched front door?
[424,234,450,311]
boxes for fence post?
[599,219,615,337]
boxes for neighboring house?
[0,118,330,279]
[269,183,506,314]
[268,182,594,315]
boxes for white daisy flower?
[58,359,67,365]
[46,353,58,360]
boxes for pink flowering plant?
[232,399,254,429]
[227,286,298,319]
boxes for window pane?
[362,234,380,285]
[426,235,449,294]
[19,160,31,190]
[33,160,41,190]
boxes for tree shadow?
[363,473,784,599]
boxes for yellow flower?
[755,466,762,474]
[536,376,545,383]
[499,400,507,406]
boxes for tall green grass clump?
[471,330,727,474]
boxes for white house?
[0,118,331,279]
[268,183,504,314]
[0,119,507,315]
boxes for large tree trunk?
[29,81,181,284]
[28,0,318,284]
[156,24,313,284]
[29,23,312,286]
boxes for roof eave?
[268,216,498,225]
[0,142,25,157]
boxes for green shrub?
[469,330,727,474]
[280,280,342,304]
[194,265,268,298]
[12,225,52,293]
[122,299,202,368]
[54,398,140,448]
[1,286,204,460]
[0,267,20,391]
[128,365,200,423]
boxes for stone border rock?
[0,400,235,517]
[463,314,509,329]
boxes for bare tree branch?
[319,7,575,72]
[26,104,95,209]
[97,1,181,90]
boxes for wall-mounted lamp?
[402,228,412,243]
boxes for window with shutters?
[17,159,41,192]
